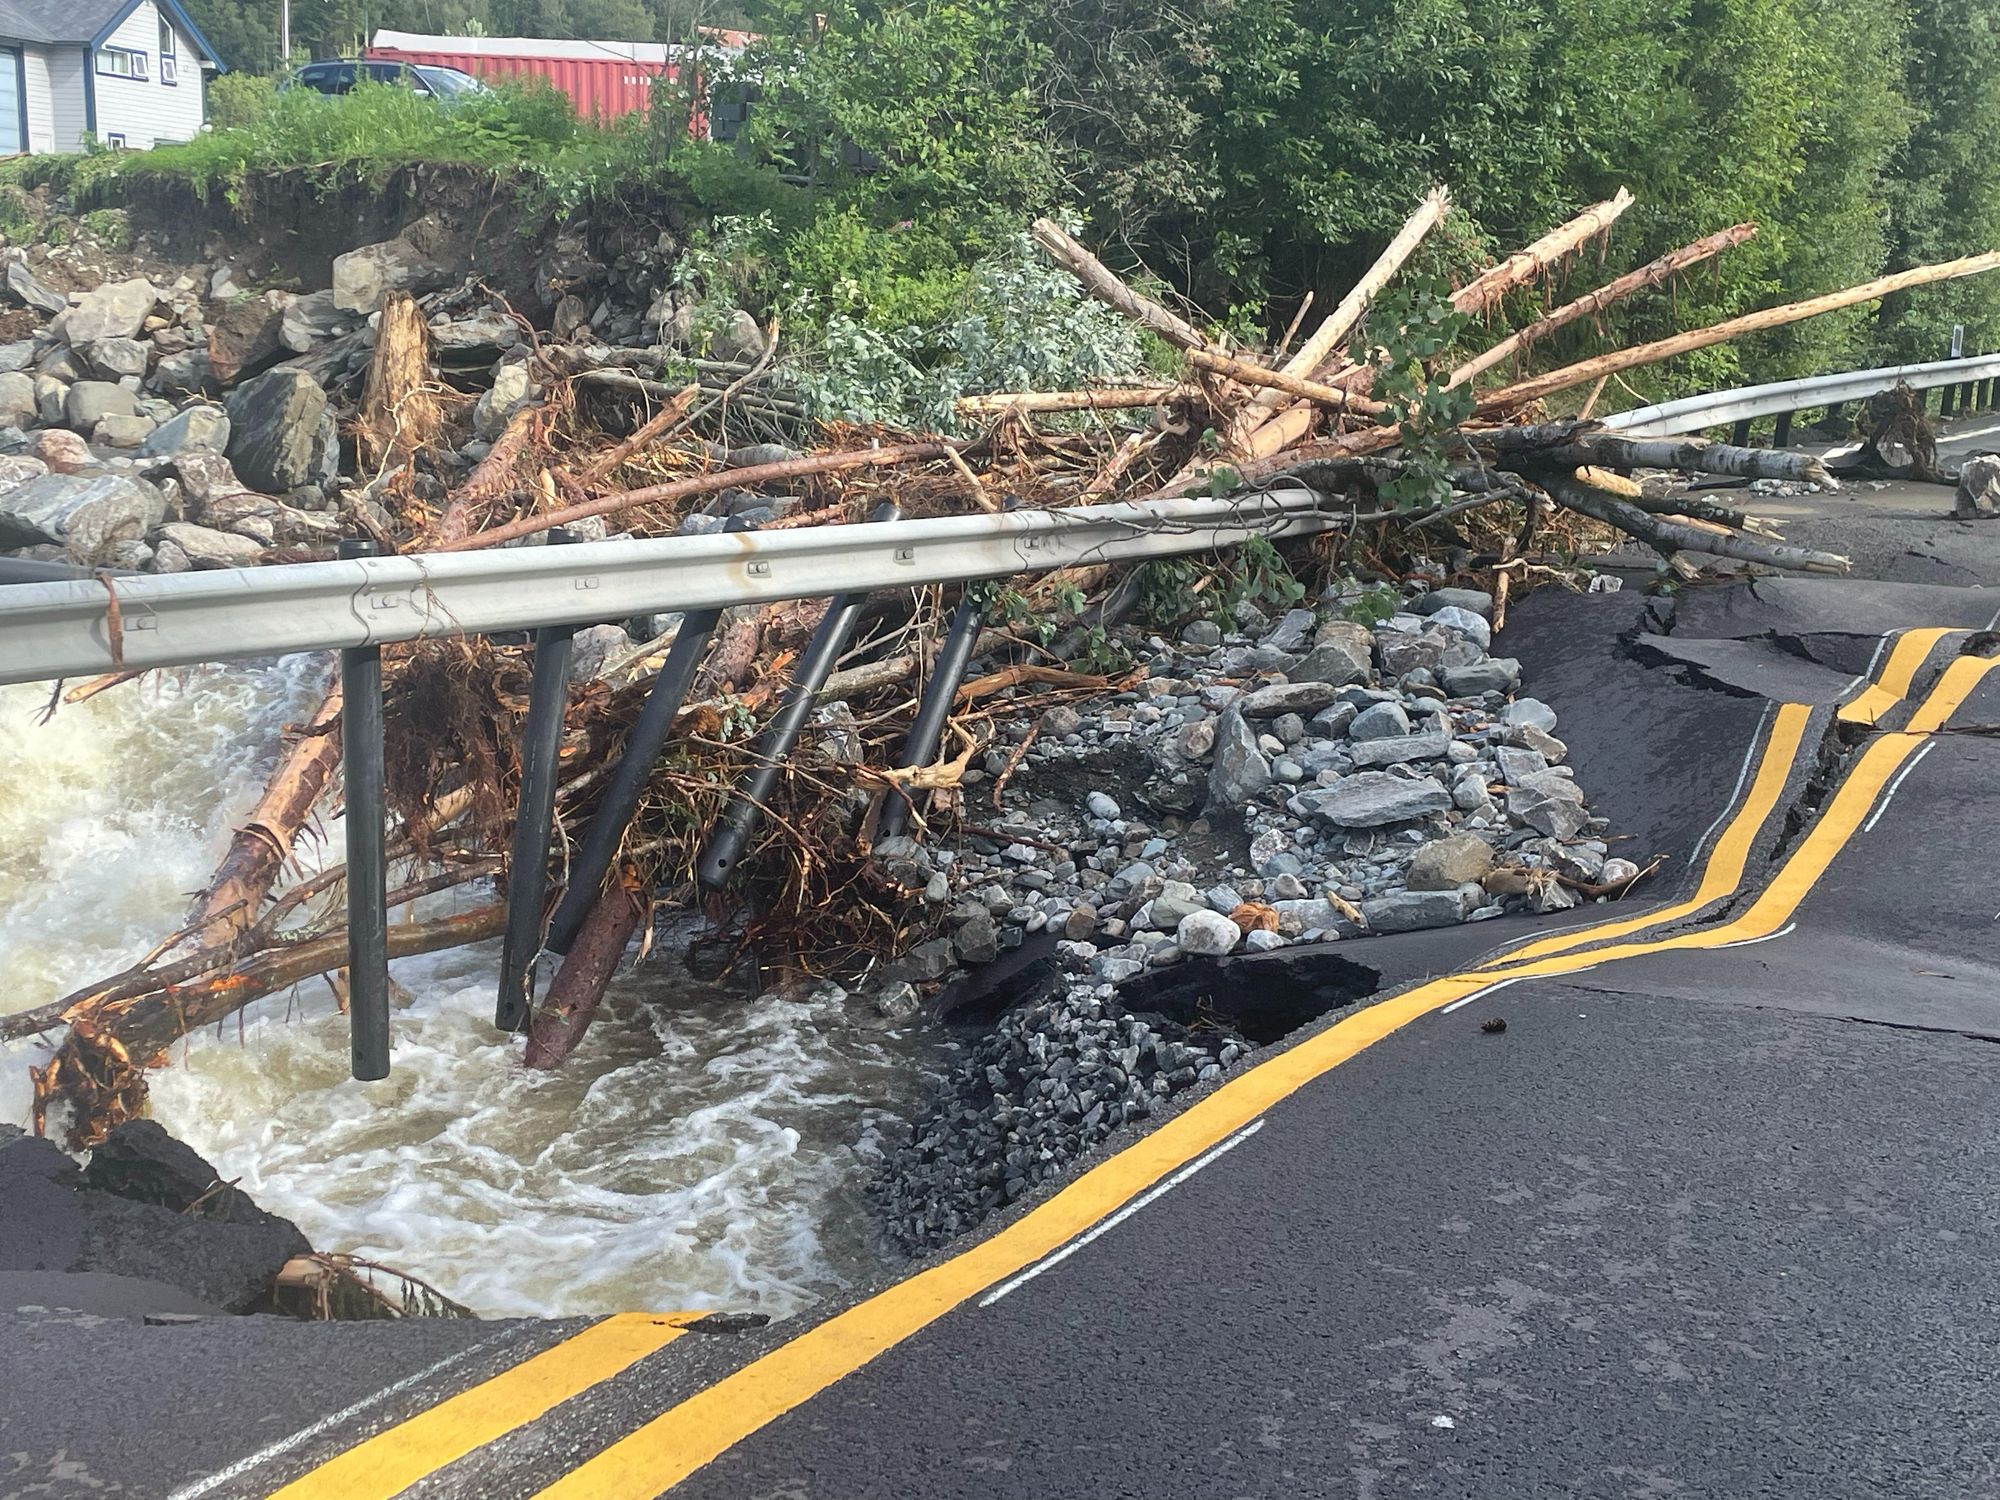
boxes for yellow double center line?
[272,629,1983,1500]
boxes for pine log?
[185,687,344,952]
[1029,218,1210,351]
[1538,468,1850,573]
[1481,249,2000,412]
[431,403,542,546]
[1453,189,1636,323]
[1469,425,1832,484]
[1185,350,1393,419]
[955,386,1197,416]
[357,293,443,472]
[1448,223,1759,388]
[575,381,701,486]
[523,885,645,1070]
[433,442,954,552]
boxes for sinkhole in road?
[1117,951,1382,1046]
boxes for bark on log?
[954,386,1198,416]
[36,904,506,1146]
[523,885,644,1070]
[575,381,701,486]
[431,403,542,546]
[1539,468,1850,573]
[1184,350,1393,419]
[432,442,954,552]
[1453,189,1636,322]
[185,687,344,952]
[1030,219,1209,351]
[1448,223,1759,389]
[1481,249,2000,412]
[1468,425,1832,484]
[357,293,443,472]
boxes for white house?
[0,0,223,154]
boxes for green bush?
[206,71,275,131]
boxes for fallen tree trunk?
[1453,189,1636,322]
[1481,248,2000,413]
[955,385,1197,416]
[1185,350,1394,419]
[1467,425,1833,485]
[574,380,701,486]
[1029,218,1210,351]
[523,884,645,1070]
[34,904,506,1147]
[1448,223,1759,389]
[433,441,958,552]
[430,403,544,546]
[1538,467,1850,573]
[357,293,444,472]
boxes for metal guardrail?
[1602,353,2000,437]
[0,488,1339,688]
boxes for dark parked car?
[282,60,489,100]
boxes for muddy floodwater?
[0,656,939,1319]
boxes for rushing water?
[0,656,934,1319]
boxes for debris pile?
[12,180,1999,1160]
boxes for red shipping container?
[367,30,719,123]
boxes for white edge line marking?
[1442,975,1525,1014]
[1863,741,1937,833]
[164,1327,526,1500]
[1712,921,1798,951]
[978,1119,1267,1309]
[1687,699,1775,869]
[1839,632,1896,703]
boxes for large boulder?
[1361,889,1468,934]
[332,228,455,314]
[5,258,65,314]
[1296,772,1452,828]
[59,277,158,343]
[156,521,264,568]
[225,368,335,494]
[64,379,140,433]
[1407,833,1495,891]
[1955,454,2000,518]
[0,369,34,429]
[1347,724,1452,768]
[278,289,355,353]
[474,360,535,439]
[0,472,167,559]
[1209,707,1271,805]
[139,404,231,459]
[204,293,287,385]
[83,336,150,381]
[1506,768,1588,839]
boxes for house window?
[95,47,148,80]
[105,133,126,148]
[159,17,178,83]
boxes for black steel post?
[1730,418,1753,448]
[697,501,903,891]
[1963,380,1978,411]
[1771,410,1794,449]
[339,537,391,1082]
[1942,382,1958,417]
[495,530,581,1031]
[545,604,727,955]
[878,590,986,842]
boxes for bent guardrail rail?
[1603,352,2000,437]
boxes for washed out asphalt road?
[8,436,2000,1500]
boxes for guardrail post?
[697,500,903,891]
[1962,378,1977,411]
[543,521,759,955]
[1771,410,1794,448]
[496,529,581,1031]
[1730,418,1753,447]
[1942,382,1958,417]
[339,537,391,1082]
[878,589,985,842]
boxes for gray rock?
[139,405,231,458]
[1148,880,1206,930]
[0,452,45,495]
[278,289,355,353]
[1180,618,1222,648]
[1429,604,1492,650]
[1407,833,1495,891]
[874,982,922,1022]
[1512,723,1568,762]
[332,236,452,314]
[1600,857,1641,886]
[226,369,335,493]
[1348,700,1411,740]
[474,361,535,440]
[1495,746,1549,784]
[84,336,150,380]
[1506,768,1588,839]
[0,339,34,373]
[0,370,32,428]
[0,472,166,560]
[1209,708,1271,804]
[1176,908,1241,957]
[710,308,767,364]
[1086,791,1121,821]
[1062,905,1099,942]
[64,379,140,432]
[1347,725,1452,768]
[1443,658,1522,696]
[61,277,157,342]
[1378,626,1450,677]
[1240,680,1341,718]
[1956,454,2000,518]
[1412,587,1494,620]
[1261,607,1317,653]
[1500,697,1557,733]
[1106,861,1156,901]
[431,312,521,356]
[36,344,83,382]
[153,348,214,398]
[1361,889,1467,933]
[155,522,262,567]
[1291,634,1372,687]
[6,259,64,314]
[1296,772,1452,828]
[91,413,155,448]
[951,907,1000,966]
[1243,928,1287,953]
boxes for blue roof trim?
[89,0,223,72]
[81,44,94,134]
